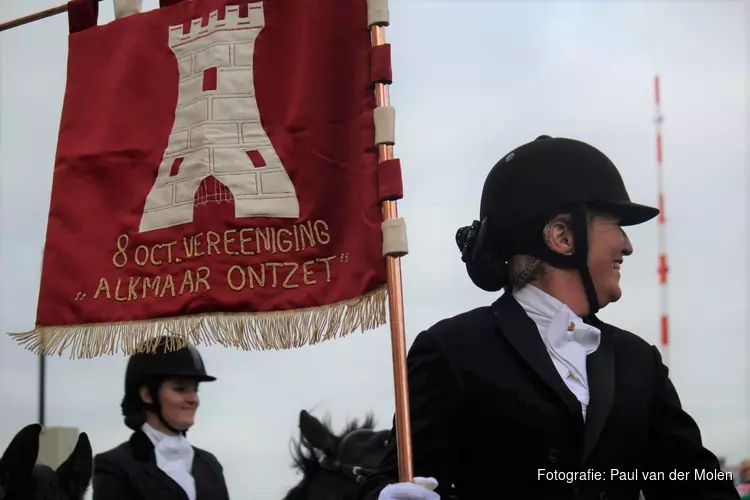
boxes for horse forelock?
[289,432,322,478]
[340,414,376,435]
[31,465,67,500]
[291,413,377,470]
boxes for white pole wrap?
[367,0,389,27]
[382,217,408,257]
[113,0,142,19]
[374,105,396,146]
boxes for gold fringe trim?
[8,286,387,359]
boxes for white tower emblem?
[139,2,299,233]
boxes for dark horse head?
[0,423,92,500]
[282,410,390,500]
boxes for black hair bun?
[456,218,509,292]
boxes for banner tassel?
[10,286,387,359]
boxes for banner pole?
[38,354,46,426]
[370,24,414,483]
[0,1,102,33]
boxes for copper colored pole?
[0,1,94,33]
[370,24,414,482]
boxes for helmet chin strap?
[519,203,601,318]
[156,411,187,436]
[568,205,601,319]
[144,380,188,436]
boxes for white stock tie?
[142,423,196,500]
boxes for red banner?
[10,0,391,358]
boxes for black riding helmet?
[121,336,216,435]
[456,135,659,318]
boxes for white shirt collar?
[141,423,196,500]
[141,421,187,445]
[141,422,193,460]
[512,284,601,355]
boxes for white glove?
[378,477,440,500]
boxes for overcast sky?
[0,1,748,499]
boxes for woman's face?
[144,377,200,432]
[586,213,633,307]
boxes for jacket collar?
[492,291,615,463]
[129,430,199,500]
[130,428,156,463]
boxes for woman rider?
[93,335,231,500]
[358,135,735,500]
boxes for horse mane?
[284,412,376,499]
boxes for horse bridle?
[316,433,461,499]
[318,457,375,484]
[316,429,381,484]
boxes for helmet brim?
[149,372,217,383]
[596,200,660,226]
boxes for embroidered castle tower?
[139,2,299,233]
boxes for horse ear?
[298,410,335,454]
[55,432,93,499]
[0,424,41,488]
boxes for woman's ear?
[544,218,575,255]
[138,385,153,405]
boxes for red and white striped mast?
[654,74,669,366]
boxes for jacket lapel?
[130,430,189,500]
[581,320,615,463]
[192,452,218,500]
[492,292,583,422]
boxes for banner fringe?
[8,286,388,359]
